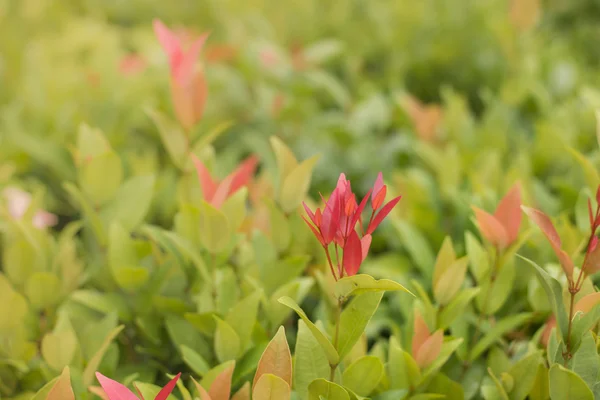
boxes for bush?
[2,1,600,400]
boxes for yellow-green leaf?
[567,147,600,190]
[549,364,593,400]
[277,296,339,365]
[342,356,384,396]
[199,200,231,253]
[220,187,247,231]
[432,236,456,287]
[308,379,350,400]
[25,272,62,310]
[334,274,413,299]
[214,317,241,362]
[433,257,468,306]
[82,325,124,386]
[279,155,319,213]
[270,136,298,183]
[253,373,291,400]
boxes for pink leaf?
[343,230,363,276]
[372,186,387,210]
[153,19,181,59]
[174,33,210,86]
[472,207,508,249]
[367,196,401,235]
[302,216,325,246]
[321,190,341,244]
[493,183,522,244]
[360,234,372,262]
[155,373,181,400]
[211,176,233,209]
[302,202,316,224]
[192,155,217,202]
[575,292,600,314]
[371,172,384,202]
[588,198,594,229]
[228,156,259,196]
[95,372,139,400]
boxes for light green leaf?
[388,337,421,391]
[199,200,231,253]
[101,175,155,231]
[528,364,550,400]
[337,292,384,360]
[147,109,188,170]
[508,352,542,400]
[519,256,569,345]
[308,379,350,400]
[214,317,241,362]
[270,136,298,185]
[342,356,383,397]
[334,274,413,300]
[25,272,62,310]
[79,151,123,207]
[226,290,262,351]
[181,345,210,376]
[486,368,510,400]
[279,155,320,213]
[64,182,105,244]
[82,325,124,386]
[135,382,178,400]
[278,296,339,365]
[427,373,464,400]
[266,199,291,253]
[476,260,515,315]
[549,364,594,400]
[393,220,435,282]
[567,147,600,190]
[294,320,329,400]
[570,332,599,390]
[220,187,248,231]
[433,257,468,305]
[41,323,78,371]
[438,287,480,329]
[470,313,533,361]
[466,232,489,283]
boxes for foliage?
[2,1,600,400]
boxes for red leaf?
[192,155,217,202]
[228,156,259,196]
[155,373,181,400]
[493,183,522,244]
[596,185,600,205]
[473,207,508,249]
[371,172,384,202]
[210,176,233,208]
[321,190,341,244]
[372,186,387,210]
[367,196,401,235]
[343,230,363,276]
[302,202,316,224]
[588,198,594,229]
[174,33,210,86]
[350,189,372,231]
[302,216,325,246]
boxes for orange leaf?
[494,183,522,244]
[192,377,213,400]
[412,312,430,358]
[253,326,293,388]
[415,330,443,369]
[47,367,75,400]
[584,244,600,275]
[522,206,574,281]
[208,363,234,400]
[575,292,600,314]
[472,206,508,249]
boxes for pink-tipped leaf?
[493,183,522,244]
[472,207,508,249]
[95,372,139,400]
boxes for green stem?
[564,291,576,366]
[330,298,342,381]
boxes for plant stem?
[564,290,576,366]
[330,298,342,381]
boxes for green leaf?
[486,368,510,400]
[101,175,155,231]
[466,232,489,283]
[571,303,600,353]
[393,220,435,283]
[79,151,123,207]
[438,287,480,329]
[181,345,210,376]
[470,313,533,361]
[41,322,78,371]
[334,274,414,300]
[270,136,298,187]
[108,223,148,291]
[70,290,132,321]
[294,320,330,400]
[519,256,569,344]
[214,317,241,362]
[528,364,550,400]
[185,312,217,337]
[253,373,291,400]
[25,272,62,310]
[279,155,319,213]
[0,274,28,331]
[388,337,421,391]
[226,290,262,351]
[82,325,124,386]
[147,108,188,170]
[308,379,350,400]
[337,292,384,360]
[567,147,600,190]
[166,315,212,363]
[476,260,515,315]
[570,332,600,390]
[422,338,463,377]
[507,352,542,400]
[433,257,468,306]
[220,187,248,231]
[548,364,594,400]
[427,373,464,400]
[199,200,231,253]
[64,182,106,244]
[261,255,309,296]
[278,296,339,365]
[192,121,234,155]
[266,199,291,252]
[342,356,384,397]
[216,268,239,316]
[266,278,313,328]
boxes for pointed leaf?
[280,155,320,213]
[46,367,75,400]
[95,372,138,400]
[342,356,384,396]
[253,326,292,387]
[308,379,350,400]
[334,274,413,299]
[294,320,329,400]
[83,326,125,386]
[549,364,594,400]
[337,292,383,359]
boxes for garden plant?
[2,0,600,399]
